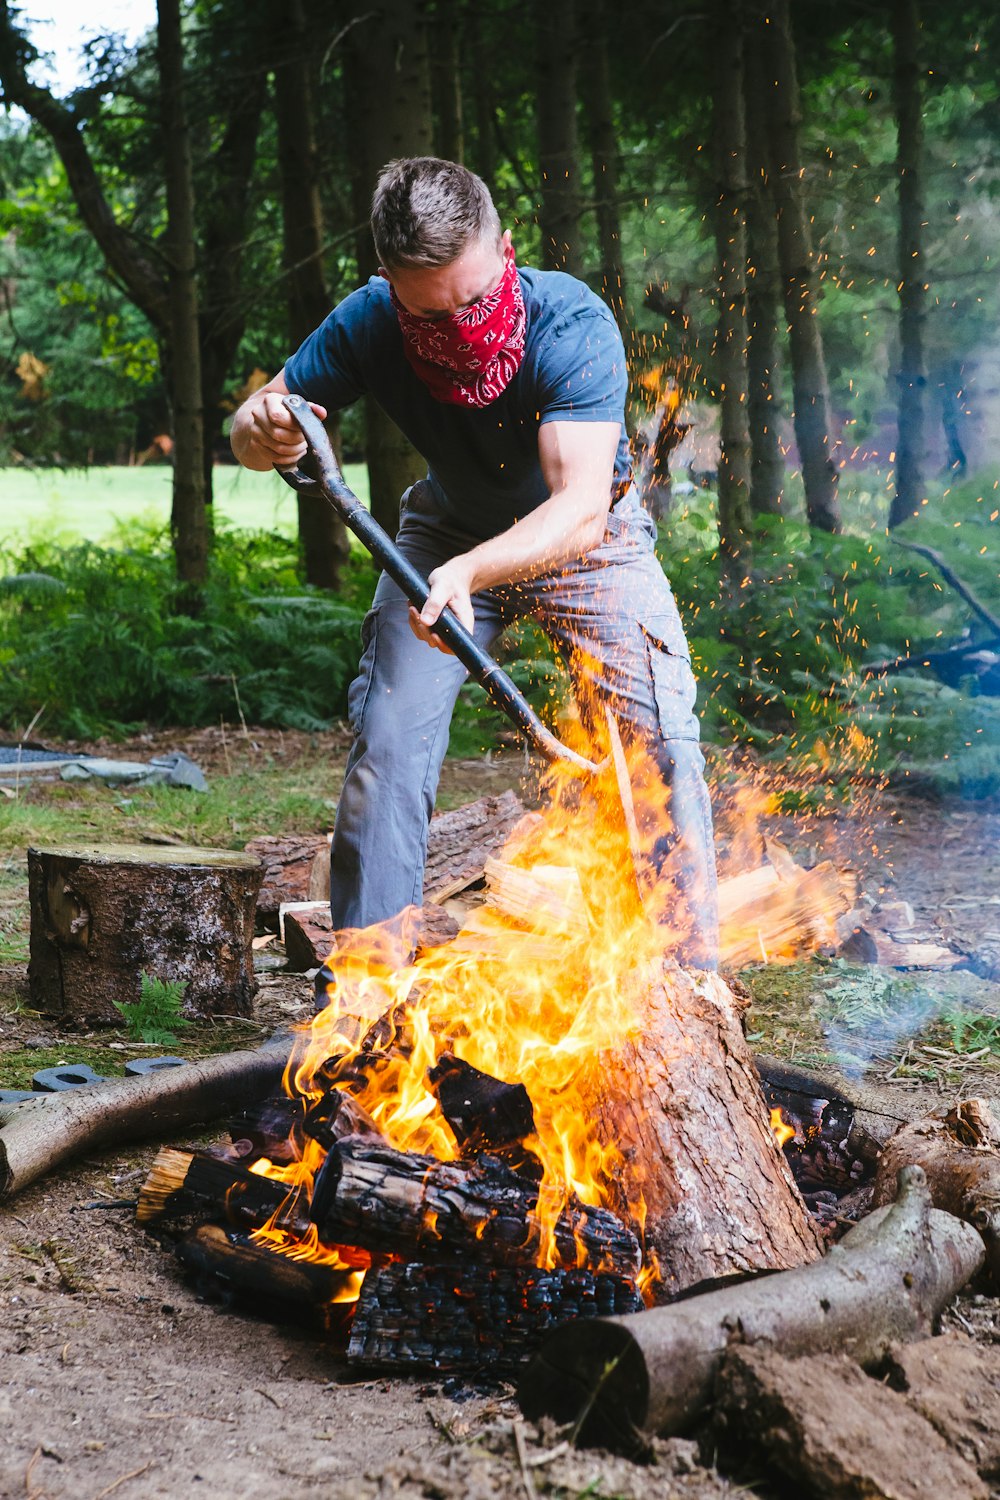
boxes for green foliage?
[0,523,367,736]
[113,971,189,1045]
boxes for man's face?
[382,230,513,320]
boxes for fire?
[770,1107,796,1150]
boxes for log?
[284,903,460,972]
[176,1221,363,1319]
[302,1088,384,1151]
[228,1094,308,1166]
[348,1261,644,1375]
[0,1038,288,1201]
[422,789,527,901]
[243,833,330,928]
[137,1146,307,1233]
[309,1137,642,1276]
[872,1098,1000,1283]
[838,924,957,970]
[427,1052,535,1150]
[517,1166,985,1452]
[577,964,822,1298]
[28,842,262,1024]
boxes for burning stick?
[309,1138,642,1276]
[0,1038,289,1201]
[518,1166,985,1453]
[137,1146,309,1233]
[176,1222,364,1315]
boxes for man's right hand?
[230,372,327,472]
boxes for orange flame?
[770,1107,796,1151]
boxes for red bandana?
[390,256,526,408]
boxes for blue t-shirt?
[283,267,632,540]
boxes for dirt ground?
[2,727,999,1500]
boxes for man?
[232,157,717,967]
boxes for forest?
[0,0,998,788]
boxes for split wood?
[517,1165,984,1452]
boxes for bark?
[761,0,841,532]
[27,844,262,1025]
[272,0,350,588]
[536,0,583,275]
[310,1137,642,1274]
[578,963,822,1299]
[422,789,528,901]
[0,1039,288,1200]
[243,833,331,928]
[518,1165,985,1449]
[346,0,433,533]
[888,0,927,529]
[711,0,753,576]
[157,0,209,588]
[349,1261,643,1373]
[137,1145,307,1232]
[872,1098,1000,1283]
[742,21,785,515]
[579,0,627,333]
[282,903,459,972]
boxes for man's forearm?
[462,487,610,594]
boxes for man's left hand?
[409,558,477,655]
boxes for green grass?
[0,462,371,544]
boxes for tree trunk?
[431,0,464,163]
[273,0,350,588]
[762,0,841,533]
[27,843,262,1025]
[711,0,753,577]
[743,22,785,515]
[157,0,209,588]
[537,0,583,275]
[580,0,627,334]
[580,963,822,1300]
[888,0,927,529]
[347,0,434,533]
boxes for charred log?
[228,1094,307,1165]
[176,1221,362,1323]
[310,1137,641,1276]
[427,1052,535,1151]
[302,1088,385,1151]
[518,1166,984,1453]
[138,1146,307,1234]
[348,1260,643,1375]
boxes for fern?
[113,972,189,1045]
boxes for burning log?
[579,964,822,1297]
[302,1088,385,1151]
[0,1038,288,1201]
[427,1052,535,1150]
[309,1137,642,1276]
[283,902,460,972]
[872,1098,1000,1283]
[348,1260,644,1374]
[228,1095,308,1166]
[176,1222,362,1317]
[137,1146,307,1233]
[28,843,263,1024]
[518,1166,985,1452]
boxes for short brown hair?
[371,157,502,271]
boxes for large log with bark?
[243,833,330,928]
[0,1038,288,1201]
[28,843,262,1024]
[309,1137,642,1275]
[578,963,822,1298]
[348,1260,644,1375]
[518,1166,984,1451]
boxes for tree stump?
[28,843,263,1026]
[580,961,823,1298]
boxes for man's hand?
[230,370,327,472]
[409,557,476,654]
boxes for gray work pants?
[330,483,719,969]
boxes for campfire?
[134,742,861,1374]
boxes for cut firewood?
[348,1261,644,1375]
[309,1137,642,1276]
[0,1038,289,1201]
[712,1345,988,1500]
[28,843,263,1024]
[244,834,330,928]
[228,1095,307,1166]
[577,964,822,1298]
[838,924,957,970]
[137,1146,307,1233]
[422,789,527,902]
[283,903,460,973]
[872,1098,1000,1282]
[517,1165,985,1451]
[176,1222,363,1317]
[427,1052,535,1151]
